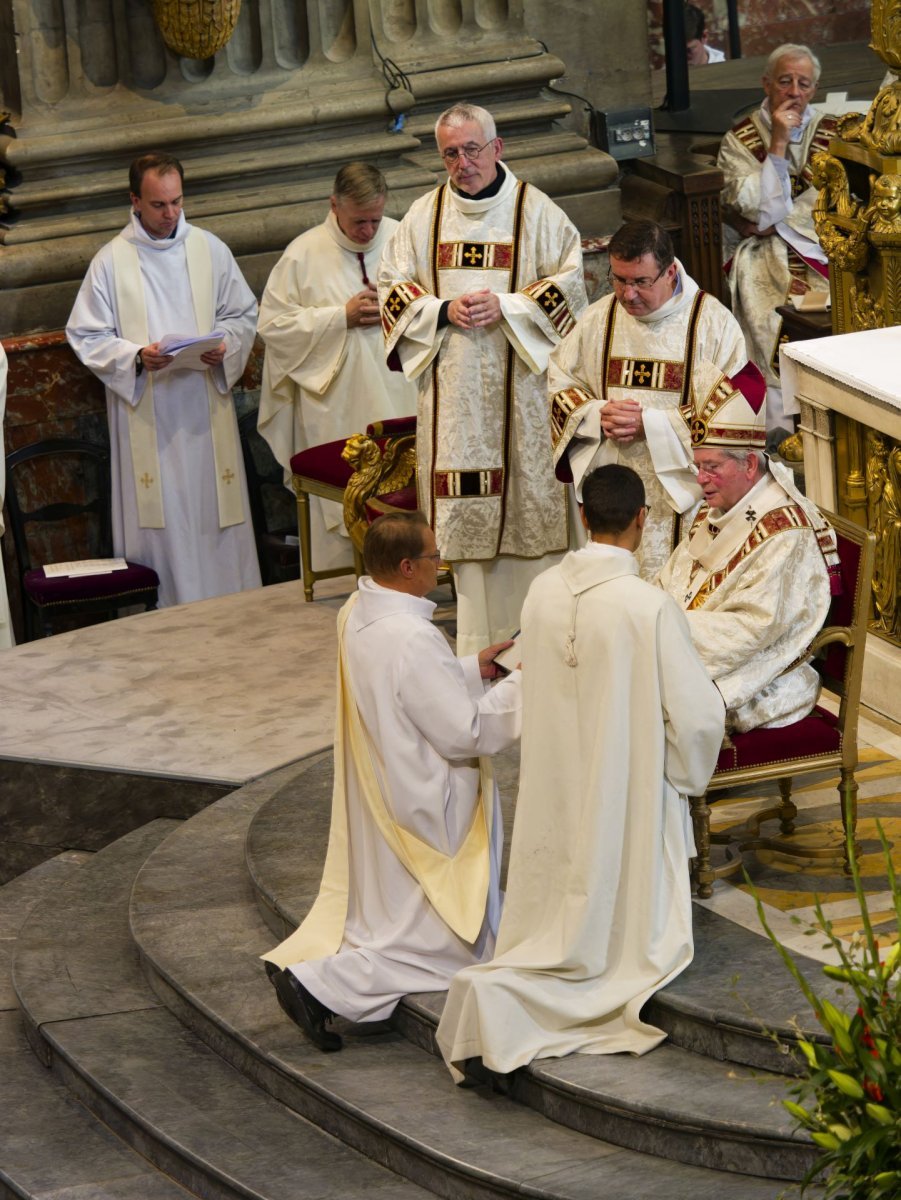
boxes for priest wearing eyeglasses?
[657,369,839,733]
[378,103,588,657]
[257,163,417,577]
[549,218,760,580]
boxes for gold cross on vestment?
[542,289,561,309]
[139,473,154,488]
[634,364,651,384]
[222,468,235,485]
[388,295,402,312]
[464,246,483,265]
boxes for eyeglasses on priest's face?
[440,140,494,165]
[607,265,668,291]
[412,552,442,562]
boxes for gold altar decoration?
[151,0,241,59]
[808,0,901,649]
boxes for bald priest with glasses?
[549,219,763,580]
[378,103,587,657]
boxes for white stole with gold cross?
[111,229,245,529]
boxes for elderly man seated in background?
[658,365,840,733]
[717,43,837,450]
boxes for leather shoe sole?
[269,967,342,1052]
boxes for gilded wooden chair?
[289,417,416,601]
[690,510,877,898]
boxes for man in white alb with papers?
[257,163,416,576]
[264,511,521,1052]
[67,152,260,607]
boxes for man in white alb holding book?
[67,152,260,607]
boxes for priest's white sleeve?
[208,237,258,394]
[66,254,147,407]
[684,533,830,712]
[657,599,725,796]
[257,249,348,396]
[399,628,522,762]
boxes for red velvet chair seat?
[290,440,357,488]
[364,486,418,524]
[26,562,160,607]
[714,706,842,775]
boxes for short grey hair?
[717,448,766,474]
[434,103,496,144]
[764,44,821,84]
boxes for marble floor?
[0,576,359,786]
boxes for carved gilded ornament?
[865,429,901,642]
[152,0,241,58]
[849,281,884,328]
[811,153,869,272]
[341,433,416,551]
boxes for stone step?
[11,818,436,1200]
[0,1008,195,1200]
[0,844,193,1200]
[244,761,817,1180]
[133,772,793,1197]
[247,755,845,1075]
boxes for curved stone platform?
[8,751,855,1199]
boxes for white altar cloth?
[781,328,901,432]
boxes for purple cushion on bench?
[25,561,160,607]
[713,705,841,776]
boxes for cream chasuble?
[257,213,416,572]
[378,167,586,654]
[66,212,260,608]
[263,579,521,1023]
[659,461,834,731]
[436,545,725,1079]
[718,108,836,423]
[549,264,747,579]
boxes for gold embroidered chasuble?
[548,268,747,579]
[378,168,586,562]
[658,462,833,731]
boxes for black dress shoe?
[269,967,342,1052]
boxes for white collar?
[445,164,519,215]
[127,209,189,250]
[325,209,386,256]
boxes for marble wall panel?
[1,333,266,641]
[646,0,870,69]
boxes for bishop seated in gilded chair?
[657,362,840,733]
